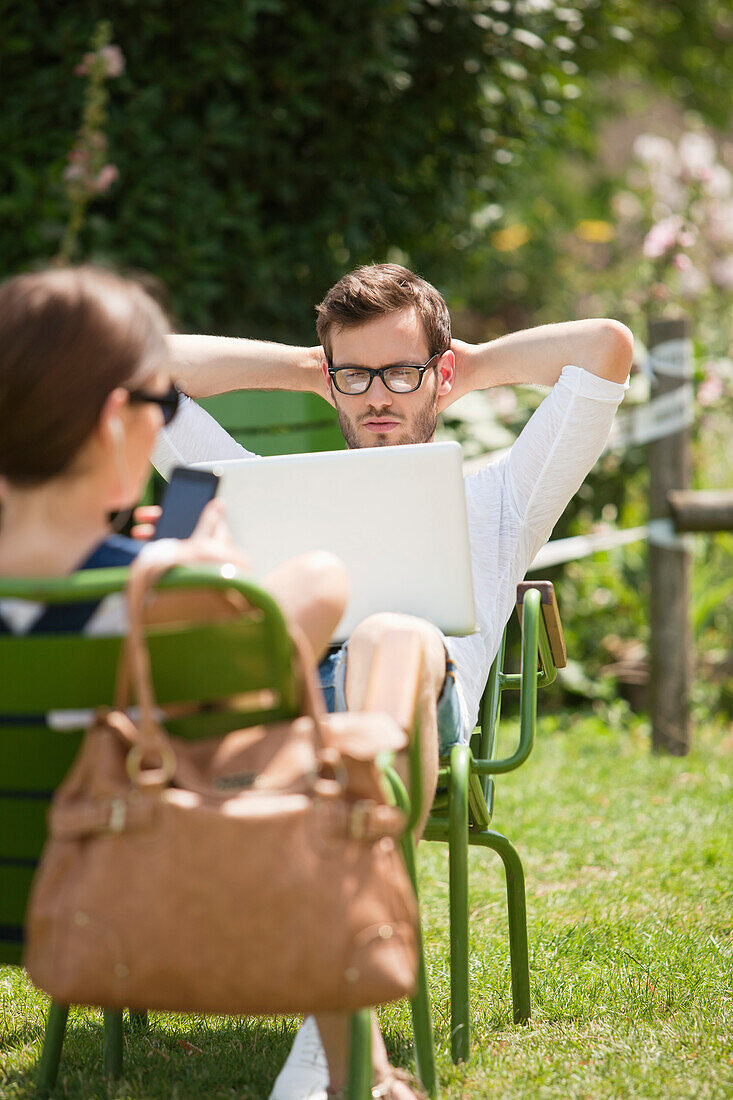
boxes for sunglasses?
[327,353,441,396]
[127,383,181,425]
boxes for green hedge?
[3,2,731,337]
[0,0,596,335]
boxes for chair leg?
[400,829,437,1097]
[103,1009,124,1078]
[36,1002,69,1095]
[128,1009,148,1033]
[470,830,531,1024]
[448,744,471,1064]
[386,763,438,1095]
[346,1009,372,1100]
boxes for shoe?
[269,1016,330,1100]
[328,1068,427,1100]
[370,1068,428,1099]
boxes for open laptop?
[193,440,475,642]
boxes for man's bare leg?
[315,1012,408,1096]
[343,611,445,836]
[315,612,445,1097]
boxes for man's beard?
[336,396,439,449]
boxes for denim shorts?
[318,644,466,756]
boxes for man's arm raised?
[442,318,633,411]
[167,335,331,404]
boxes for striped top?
[0,534,139,638]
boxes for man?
[152,264,633,1099]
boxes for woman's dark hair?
[0,265,170,486]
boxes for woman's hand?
[133,499,249,568]
[186,499,250,570]
[131,504,161,540]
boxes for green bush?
[0,0,591,334]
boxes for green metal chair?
[0,564,432,1097]
[423,580,566,1063]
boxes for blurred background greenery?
[1,0,731,727]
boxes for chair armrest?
[516,581,566,670]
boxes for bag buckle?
[105,798,127,835]
[126,741,177,787]
[349,799,377,841]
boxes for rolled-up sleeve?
[151,395,257,479]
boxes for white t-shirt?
[153,365,627,734]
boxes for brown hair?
[315,263,451,360]
[0,265,170,486]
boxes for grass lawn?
[1,705,730,1099]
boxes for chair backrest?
[198,391,345,456]
[0,564,299,964]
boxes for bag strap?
[116,541,332,777]
[286,622,332,753]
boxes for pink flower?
[674,253,692,271]
[74,44,125,79]
[74,51,95,76]
[99,45,125,77]
[94,164,119,193]
[697,375,724,406]
[643,216,683,260]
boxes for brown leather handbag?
[23,550,418,1015]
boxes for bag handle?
[116,541,333,784]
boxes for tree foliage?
[2,1,731,335]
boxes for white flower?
[490,388,518,418]
[707,200,733,246]
[678,263,708,299]
[650,175,686,211]
[705,165,733,200]
[677,131,717,179]
[634,134,677,172]
[100,45,125,78]
[710,255,733,291]
[612,190,643,222]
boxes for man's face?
[322,308,454,449]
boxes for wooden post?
[648,317,692,755]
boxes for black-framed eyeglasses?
[127,383,181,425]
[327,353,442,396]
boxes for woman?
[0,265,421,1100]
[0,265,346,649]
